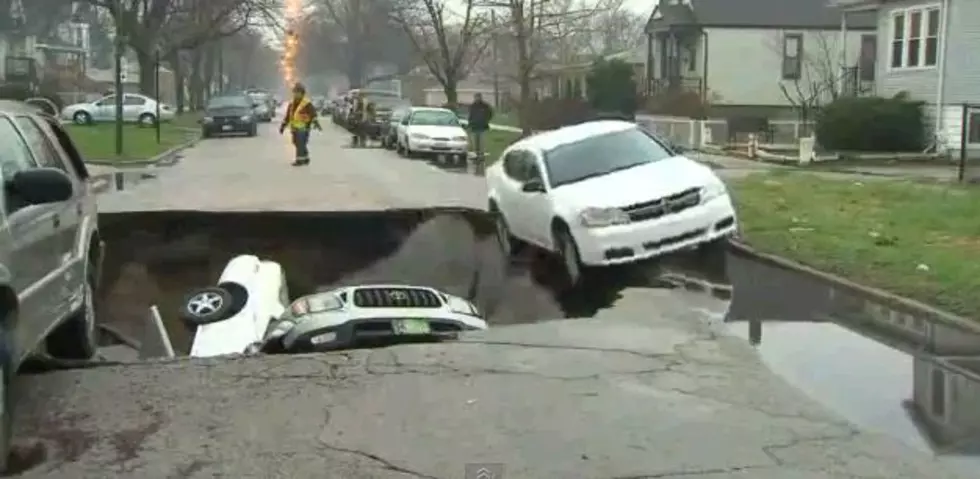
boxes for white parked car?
[396,107,469,163]
[61,93,175,125]
[486,120,738,285]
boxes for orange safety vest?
[289,97,312,130]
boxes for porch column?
[838,12,848,97]
[646,34,654,94]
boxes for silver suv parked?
[0,101,103,470]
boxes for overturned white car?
[178,255,487,358]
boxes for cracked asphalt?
[8,123,970,477]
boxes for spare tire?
[178,286,236,327]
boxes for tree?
[482,0,609,134]
[311,0,415,88]
[586,58,636,116]
[772,31,842,127]
[82,0,276,94]
[390,0,490,107]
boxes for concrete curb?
[728,239,980,334]
[85,127,200,167]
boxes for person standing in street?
[467,93,494,161]
[279,83,321,166]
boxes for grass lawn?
[482,129,522,162]
[729,170,980,317]
[66,121,192,163]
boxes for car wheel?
[138,113,156,127]
[72,111,92,125]
[178,286,237,327]
[554,227,586,287]
[248,126,257,137]
[697,236,729,262]
[493,208,521,257]
[46,269,98,360]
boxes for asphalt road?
[5,123,972,478]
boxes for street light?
[113,0,124,157]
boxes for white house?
[834,0,980,154]
[645,0,877,119]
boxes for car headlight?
[447,298,481,317]
[410,133,429,139]
[240,115,252,121]
[453,136,467,142]
[203,116,214,123]
[701,181,727,202]
[579,207,630,227]
[290,294,343,319]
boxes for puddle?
[727,251,980,467]
[96,209,730,354]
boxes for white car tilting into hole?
[485,120,738,285]
[396,107,469,164]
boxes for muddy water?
[727,251,980,467]
[95,209,727,353]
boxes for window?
[781,33,803,80]
[543,127,674,188]
[859,34,877,81]
[0,117,40,213]
[95,95,115,106]
[968,112,980,144]
[14,116,69,173]
[890,6,941,69]
[503,150,528,181]
[124,95,147,106]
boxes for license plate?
[392,319,431,335]
[222,125,232,131]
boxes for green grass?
[482,129,522,163]
[729,171,980,317]
[66,121,191,163]
[491,111,520,127]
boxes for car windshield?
[208,96,250,108]
[410,110,459,126]
[543,127,674,188]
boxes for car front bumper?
[408,138,468,154]
[203,120,256,134]
[573,194,738,266]
[282,317,475,353]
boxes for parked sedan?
[201,95,258,138]
[395,107,469,163]
[61,93,175,126]
[0,100,104,471]
[380,106,410,149]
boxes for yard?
[66,114,200,163]
[729,171,980,318]
[482,127,979,317]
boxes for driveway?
[7,123,972,478]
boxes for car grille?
[353,320,462,336]
[431,137,450,141]
[213,116,240,122]
[352,287,443,308]
[623,187,701,222]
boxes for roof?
[646,0,876,31]
[511,120,635,152]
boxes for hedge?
[815,93,926,152]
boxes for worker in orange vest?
[279,82,321,166]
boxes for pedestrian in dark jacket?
[279,83,321,166]
[467,93,493,160]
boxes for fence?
[635,114,813,150]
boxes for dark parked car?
[368,97,410,140]
[380,105,410,149]
[0,100,103,471]
[201,95,259,138]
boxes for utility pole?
[491,10,500,109]
[113,0,124,157]
[217,38,224,93]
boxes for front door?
[0,117,60,359]
[516,152,553,247]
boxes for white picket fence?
[635,114,813,150]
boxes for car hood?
[408,125,466,138]
[549,156,718,209]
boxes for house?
[532,48,647,100]
[644,0,877,119]
[833,0,980,154]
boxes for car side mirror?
[8,168,73,204]
[522,179,545,193]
